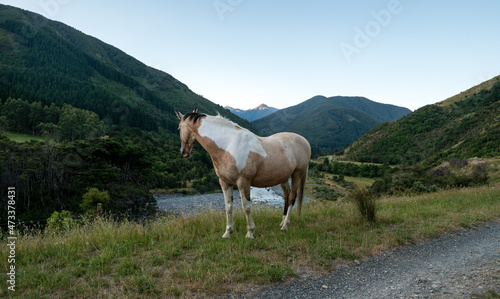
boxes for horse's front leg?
[238,181,255,239]
[220,180,234,239]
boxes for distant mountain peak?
[226,104,278,121]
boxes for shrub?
[45,210,75,234]
[312,186,342,201]
[412,181,428,193]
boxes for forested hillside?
[252,96,410,153]
[344,76,500,165]
[0,4,254,134]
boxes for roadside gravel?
[236,221,500,299]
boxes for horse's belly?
[251,164,293,187]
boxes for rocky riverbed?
[155,185,288,215]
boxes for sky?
[1,1,500,111]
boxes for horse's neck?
[195,117,238,146]
[194,116,267,172]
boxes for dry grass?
[438,75,500,107]
[1,186,499,298]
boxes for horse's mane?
[183,112,207,123]
[212,113,245,131]
[185,111,249,132]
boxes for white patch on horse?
[197,116,267,172]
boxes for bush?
[192,171,220,193]
[348,188,377,223]
[412,181,428,193]
[45,210,75,234]
[312,186,342,201]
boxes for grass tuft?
[348,187,378,223]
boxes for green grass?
[1,186,500,297]
[4,131,45,143]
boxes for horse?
[174,107,311,239]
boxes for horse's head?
[174,107,200,158]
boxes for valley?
[0,3,499,297]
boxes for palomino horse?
[175,108,311,239]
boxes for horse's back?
[261,132,311,168]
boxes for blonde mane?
[210,113,247,132]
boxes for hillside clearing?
[4,131,44,143]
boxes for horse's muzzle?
[181,149,191,158]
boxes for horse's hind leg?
[238,180,255,239]
[220,179,234,239]
[280,181,291,229]
[281,174,301,231]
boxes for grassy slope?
[438,75,500,107]
[2,186,499,297]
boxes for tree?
[28,101,44,135]
[2,98,30,132]
[0,116,7,134]
[37,122,60,142]
[58,105,103,141]
[80,187,110,214]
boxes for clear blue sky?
[2,0,500,111]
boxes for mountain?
[343,75,500,165]
[0,4,255,133]
[252,96,411,153]
[225,104,279,121]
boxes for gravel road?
[155,191,499,298]
[237,221,500,299]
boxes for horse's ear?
[174,109,183,120]
[193,107,198,113]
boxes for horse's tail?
[297,167,308,219]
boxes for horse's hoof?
[222,231,231,239]
[245,232,255,239]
